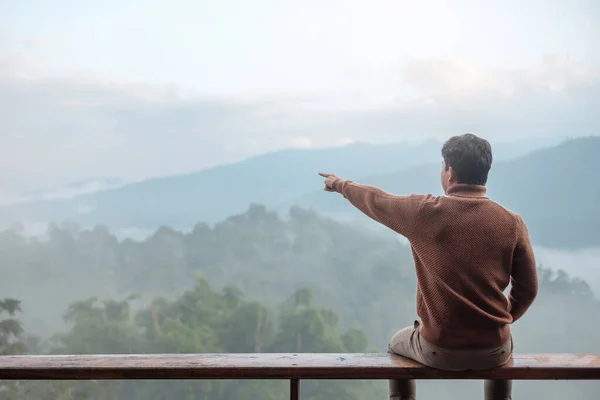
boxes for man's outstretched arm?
[508,216,538,323]
[319,173,427,239]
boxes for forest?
[1,205,599,399]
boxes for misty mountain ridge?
[292,136,600,249]
[0,136,561,233]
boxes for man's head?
[440,133,493,193]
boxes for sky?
[1,0,599,203]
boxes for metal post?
[290,378,299,400]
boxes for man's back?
[411,184,537,349]
[325,178,538,349]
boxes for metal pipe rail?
[1,353,600,400]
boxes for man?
[319,133,538,400]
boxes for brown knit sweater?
[330,179,538,350]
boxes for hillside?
[0,137,553,232]
[1,205,599,399]
[292,137,600,249]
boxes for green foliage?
[0,299,25,356]
[43,280,374,399]
[0,299,27,400]
[1,204,600,399]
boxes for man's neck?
[446,183,487,197]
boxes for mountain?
[0,137,556,232]
[291,137,600,249]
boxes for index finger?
[318,172,331,178]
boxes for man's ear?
[448,166,458,184]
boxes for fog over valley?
[1,1,599,399]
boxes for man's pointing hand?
[318,172,340,192]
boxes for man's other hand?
[318,172,340,192]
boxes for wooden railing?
[1,353,600,399]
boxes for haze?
[0,1,599,399]
[1,0,599,201]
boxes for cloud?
[335,137,356,146]
[289,136,314,149]
[0,32,599,204]
[400,53,600,107]
[331,54,600,140]
[17,178,125,204]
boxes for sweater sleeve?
[330,179,427,239]
[508,216,538,323]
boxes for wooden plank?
[0,353,599,381]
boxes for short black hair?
[441,133,493,186]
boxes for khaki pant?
[388,321,513,400]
